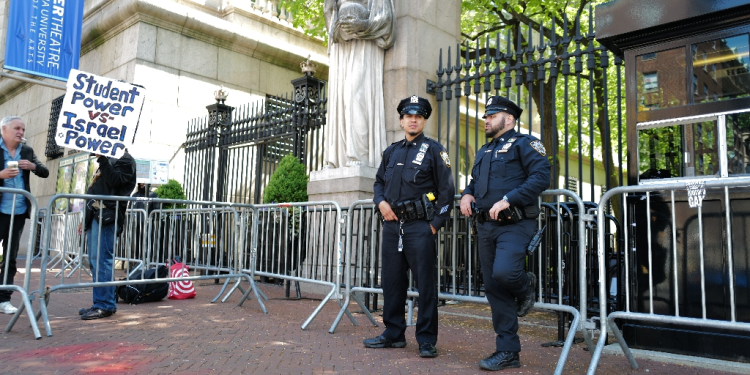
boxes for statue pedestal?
[308,165,378,208]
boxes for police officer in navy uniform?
[459,96,550,371]
[365,95,455,358]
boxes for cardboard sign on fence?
[55,69,145,159]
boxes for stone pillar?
[383,0,462,144]
[308,0,462,208]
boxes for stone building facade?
[0,0,328,209]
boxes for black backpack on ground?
[116,265,169,304]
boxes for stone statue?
[324,0,395,168]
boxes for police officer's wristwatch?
[502,195,509,203]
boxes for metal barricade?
[24,194,266,337]
[45,212,83,275]
[46,210,146,279]
[245,201,351,331]
[535,200,586,347]
[331,201,381,333]
[146,205,261,305]
[334,191,589,374]
[587,178,750,374]
[1,187,43,339]
[32,208,47,261]
[115,208,147,276]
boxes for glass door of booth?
[637,110,750,183]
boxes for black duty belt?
[473,206,524,226]
[377,194,435,222]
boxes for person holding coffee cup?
[0,116,48,315]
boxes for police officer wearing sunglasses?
[365,95,455,358]
[460,96,550,371]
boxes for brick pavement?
[0,265,743,374]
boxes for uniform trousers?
[380,219,438,345]
[477,219,535,352]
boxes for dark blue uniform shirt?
[374,133,455,229]
[463,129,550,212]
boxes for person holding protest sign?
[0,116,49,314]
[78,151,136,320]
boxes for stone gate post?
[308,0,462,207]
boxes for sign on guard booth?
[4,0,85,81]
[55,69,146,159]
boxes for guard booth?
[596,0,750,362]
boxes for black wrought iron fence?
[434,9,625,209]
[428,9,628,334]
[183,80,326,204]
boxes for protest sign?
[55,69,145,158]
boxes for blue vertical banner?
[4,0,85,82]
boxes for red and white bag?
[167,260,196,300]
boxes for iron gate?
[434,10,625,203]
[432,9,627,321]
[183,80,327,204]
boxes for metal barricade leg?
[236,275,267,313]
[581,324,595,352]
[352,292,378,326]
[301,284,338,330]
[608,315,638,369]
[219,278,250,303]
[212,277,236,303]
[331,288,379,333]
[3,288,42,339]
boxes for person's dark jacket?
[0,144,49,219]
[84,152,136,232]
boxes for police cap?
[482,95,522,119]
[397,95,432,119]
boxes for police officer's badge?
[411,95,419,103]
[440,151,451,167]
[530,140,546,156]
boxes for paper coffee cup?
[7,161,18,170]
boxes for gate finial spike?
[215,86,229,104]
[301,55,317,76]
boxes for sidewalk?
[0,264,745,374]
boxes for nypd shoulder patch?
[440,151,451,168]
[530,140,546,156]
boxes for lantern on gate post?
[207,86,233,129]
[203,87,234,202]
[292,55,323,107]
[291,56,326,160]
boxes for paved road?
[0,267,742,374]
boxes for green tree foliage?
[281,1,604,46]
[154,179,186,209]
[263,154,309,203]
[283,0,623,204]
[279,0,328,42]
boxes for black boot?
[517,272,536,317]
[363,335,406,348]
[418,342,438,358]
[478,351,520,371]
